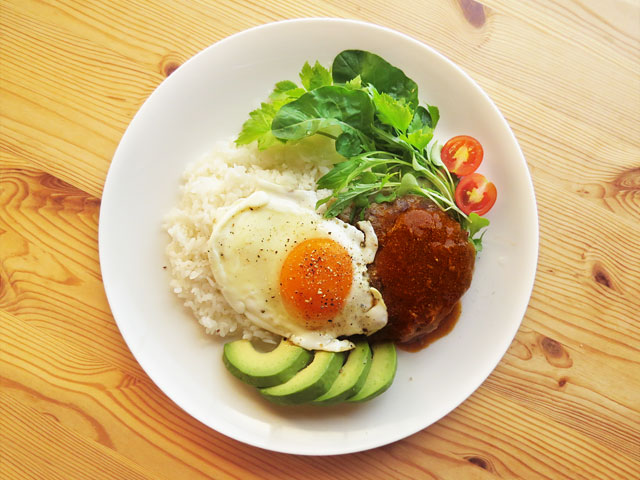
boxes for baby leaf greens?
[235,81,304,149]
[332,50,419,108]
[271,86,374,144]
[299,61,333,91]
[236,50,490,251]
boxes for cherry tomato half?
[441,135,484,176]
[455,173,497,215]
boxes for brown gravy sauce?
[397,302,462,352]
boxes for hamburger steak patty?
[365,195,476,343]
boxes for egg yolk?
[279,238,353,328]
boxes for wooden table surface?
[1,1,639,478]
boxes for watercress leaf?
[429,141,445,168]
[408,104,440,132]
[332,50,419,108]
[335,130,362,157]
[410,151,430,173]
[372,90,413,132]
[408,106,429,132]
[374,190,396,203]
[472,238,483,252]
[397,173,421,196]
[354,193,370,208]
[236,102,279,149]
[271,85,374,141]
[358,171,377,183]
[372,162,389,174]
[464,213,489,253]
[299,61,333,91]
[465,213,490,237]
[427,104,440,129]
[344,75,362,90]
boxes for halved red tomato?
[455,173,497,215]
[441,135,483,176]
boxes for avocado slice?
[259,351,345,405]
[312,339,372,405]
[347,342,397,403]
[223,339,312,387]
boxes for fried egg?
[207,181,387,351]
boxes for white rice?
[164,136,342,343]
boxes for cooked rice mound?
[164,137,340,343]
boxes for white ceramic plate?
[99,18,538,455]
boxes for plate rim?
[99,17,539,455]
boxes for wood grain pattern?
[1,0,639,479]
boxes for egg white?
[207,181,387,351]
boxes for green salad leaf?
[464,213,490,252]
[332,50,419,108]
[271,86,374,142]
[335,130,363,157]
[271,80,300,96]
[235,50,490,252]
[299,61,333,91]
[237,80,304,148]
[236,102,279,149]
[371,89,413,132]
[269,80,306,103]
[427,105,440,128]
[344,75,362,90]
